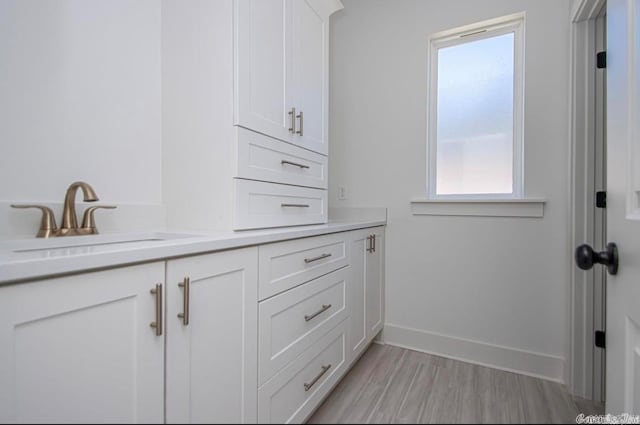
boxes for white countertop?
[0,219,386,285]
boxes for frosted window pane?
[436,33,515,195]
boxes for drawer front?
[236,128,328,189]
[258,233,349,300]
[234,180,328,230]
[258,320,348,424]
[259,268,348,385]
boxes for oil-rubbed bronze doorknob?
[575,243,619,275]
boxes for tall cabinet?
[162,0,343,233]
[233,0,343,230]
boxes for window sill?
[410,198,546,218]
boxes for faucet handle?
[11,205,58,238]
[81,205,117,234]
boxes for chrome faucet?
[12,182,116,238]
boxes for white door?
[235,0,295,144]
[348,229,370,359]
[605,0,640,414]
[366,228,384,338]
[165,248,258,424]
[289,0,329,155]
[0,264,165,424]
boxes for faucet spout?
[61,181,99,231]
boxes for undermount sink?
[3,232,202,254]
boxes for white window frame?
[427,14,526,200]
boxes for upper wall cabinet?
[234,0,343,156]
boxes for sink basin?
[2,232,202,254]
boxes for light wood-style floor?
[308,344,604,424]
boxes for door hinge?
[595,330,606,349]
[597,51,607,69]
[596,191,607,208]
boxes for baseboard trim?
[383,324,565,384]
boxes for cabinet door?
[289,0,329,155]
[366,228,385,338]
[235,0,295,144]
[0,264,165,424]
[348,229,369,360]
[166,247,258,424]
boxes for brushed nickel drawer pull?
[305,304,332,322]
[304,253,332,264]
[296,111,304,136]
[150,284,163,336]
[304,364,331,392]
[178,277,190,326]
[281,203,310,208]
[281,160,310,169]
[288,108,296,134]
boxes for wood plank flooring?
[307,344,604,424]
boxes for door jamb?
[568,0,607,400]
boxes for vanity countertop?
[0,219,386,285]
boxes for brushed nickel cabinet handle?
[281,203,310,208]
[296,111,304,136]
[178,277,190,326]
[150,284,163,336]
[304,304,332,322]
[304,253,332,264]
[367,235,373,253]
[281,160,310,169]
[304,364,332,392]
[373,234,376,253]
[289,108,296,134]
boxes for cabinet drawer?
[234,180,328,230]
[235,128,328,189]
[258,320,348,424]
[259,268,348,385]
[258,232,348,300]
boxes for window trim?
[427,14,526,200]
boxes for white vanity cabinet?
[256,227,385,424]
[349,227,385,362]
[0,249,259,425]
[234,0,340,155]
[0,224,384,424]
[165,248,258,424]
[0,263,166,424]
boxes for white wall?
[330,0,572,381]
[162,0,235,232]
[0,0,163,237]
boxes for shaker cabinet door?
[165,247,258,424]
[0,263,166,424]
[235,0,295,144]
[289,0,329,155]
[366,228,384,338]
